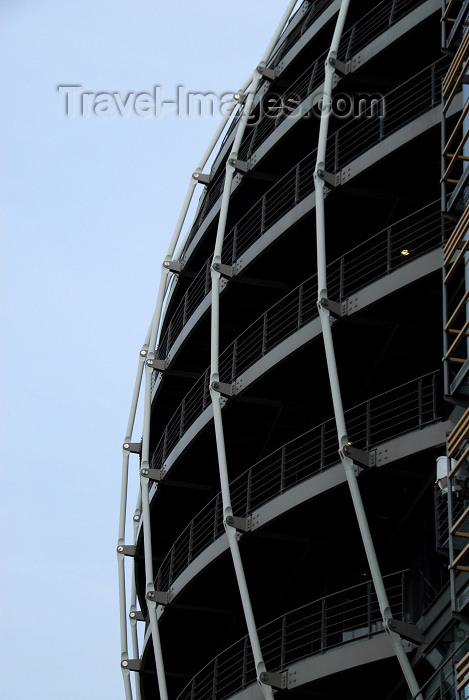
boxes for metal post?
[242,636,249,688]
[162,427,168,463]
[320,423,325,471]
[183,291,188,327]
[214,493,220,541]
[212,658,218,699]
[345,24,355,61]
[298,283,304,328]
[308,60,318,95]
[231,339,238,384]
[280,616,287,668]
[366,400,371,449]
[334,131,339,172]
[295,163,300,204]
[280,445,286,493]
[431,63,437,107]
[261,195,267,234]
[180,397,186,438]
[203,369,209,411]
[262,313,268,356]
[387,227,392,274]
[339,256,345,301]
[321,598,327,652]
[367,582,372,637]
[166,320,172,351]
[169,543,175,586]
[188,520,194,564]
[418,378,423,428]
[205,258,211,296]
[232,225,238,265]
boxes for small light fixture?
[401,249,410,256]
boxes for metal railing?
[157,58,447,372]
[176,570,427,700]
[269,0,336,67]
[435,485,467,553]
[217,1,336,154]
[239,0,432,163]
[155,372,442,593]
[408,633,469,700]
[182,0,436,256]
[152,195,443,437]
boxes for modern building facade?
[117,2,469,698]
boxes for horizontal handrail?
[151,194,443,441]
[155,60,448,370]
[177,569,430,700]
[217,1,336,153]
[269,0,336,68]
[155,371,441,594]
[182,0,435,257]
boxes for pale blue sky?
[0,1,294,698]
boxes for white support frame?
[117,4,302,699]
[209,6,299,697]
[313,2,424,699]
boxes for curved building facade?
[117,2,469,699]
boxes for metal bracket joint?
[260,671,288,689]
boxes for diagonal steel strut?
[313,2,423,698]
[117,4,303,699]
[208,3,300,698]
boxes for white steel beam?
[117,4,303,698]
[208,4,301,697]
[313,2,423,699]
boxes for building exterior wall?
[118,2,469,698]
